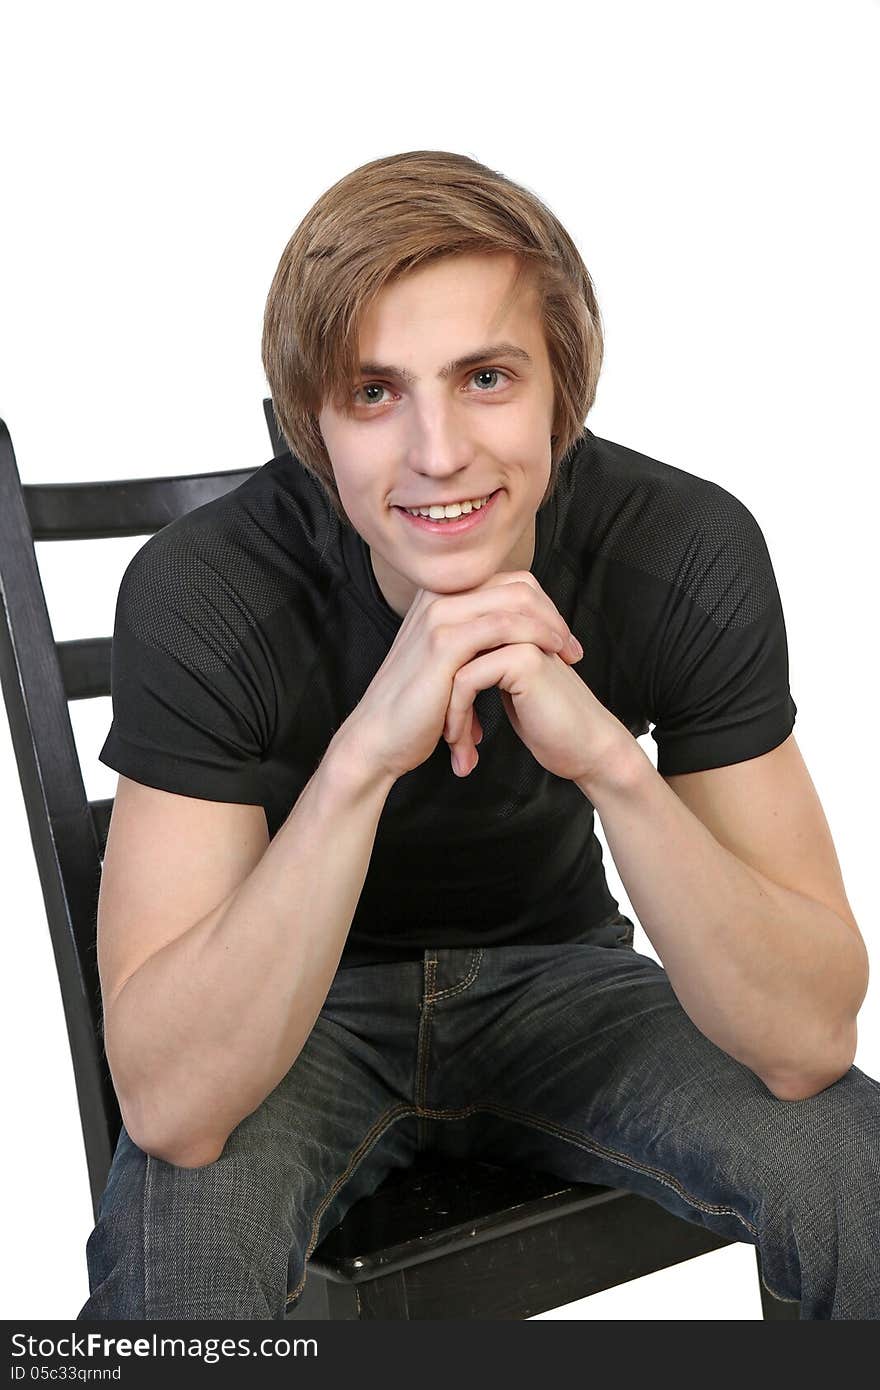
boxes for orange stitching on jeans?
[456,1100,762,1237]
[285,1094,768,1307]
[425,948,483,1002]
[758,1264,801,1305]
[286,1095,472,1307]
[415,956,438,1108]
[285,1102,414,1307]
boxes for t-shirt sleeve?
[650,491,797,776]
[99,532,275,804]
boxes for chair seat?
[286,1156,738,1319]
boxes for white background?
[1,0,877,1322]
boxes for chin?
[417,558,501,590]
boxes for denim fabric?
[77,914,880,1321]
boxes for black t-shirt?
[99,427,797,967]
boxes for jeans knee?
[79,1120,322,1320]
[78,1207,146,1320]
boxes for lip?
[393,489,502,536]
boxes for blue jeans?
[77,914,880,1320]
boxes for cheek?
[340,483,386,532]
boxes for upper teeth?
[404,494,492,519]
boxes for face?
[317,252,556,620]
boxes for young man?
[78,151,878,1321]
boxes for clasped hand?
[344,568,630,791]
[438,573,628,788]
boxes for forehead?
[356,254,545,363]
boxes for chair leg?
[755,1246,800,1319]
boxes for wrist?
[574,732,649,804]
[325,720,398,801]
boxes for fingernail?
[570,636,583,656]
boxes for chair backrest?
[0,399,290,1219]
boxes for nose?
[403,414,478,490]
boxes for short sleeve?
[99,531,276,804]
[650,494,797,776]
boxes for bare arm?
[105,726,395,1167]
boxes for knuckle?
[423,594,449,626]
[427,618,450,649]
[515,579,540,602]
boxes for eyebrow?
[357,341,533,385]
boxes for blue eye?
[355,383,391,406]
[353,367,512,408]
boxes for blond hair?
[261,150,604,526]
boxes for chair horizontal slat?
[57,637,111,700]
[23,468,258,540]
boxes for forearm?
[107,727,395,1166]
[576,741,867,1098]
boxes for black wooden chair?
[0,405,800,1320]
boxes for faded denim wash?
[78,914,880,1321]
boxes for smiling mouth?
[392,489,494,511]
[392,487,503,535]
[392,488,500,515]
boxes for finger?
[445,686,480,773]
[462,611,578,669]
[464,568,541,594]
[447,707,483,771]
[469,575,581,661]
[426,571,579,657]
[446,644,543,774]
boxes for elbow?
[761,1022,858,1102]
[109,1041,228,1168]
[135,1129,227,1169]
[119,1096,226,1169]
[159,1138,227,1169]
[763,1070,849,1102]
